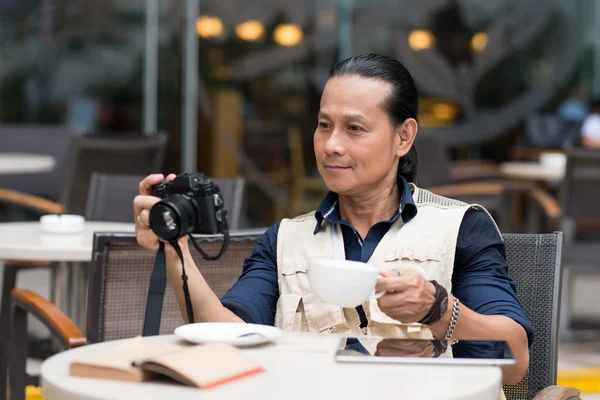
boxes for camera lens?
[149,195,200,242]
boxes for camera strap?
[142,230,229,336]
[142,242,167,336]
[172,239,195,326]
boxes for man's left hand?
[375,268,436,324]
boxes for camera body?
[149,173,227,242]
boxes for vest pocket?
[302,293,345,333]
[279,262,312,295]
[275,294,303,331]
[382,248,445,282]
[276,293,344,333]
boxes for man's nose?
[324,130,345,155]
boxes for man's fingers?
[375,276,412,293]
[134,195,161,217]
[139,174,165,195]
[376,291,412,309]
[138,209,151,226]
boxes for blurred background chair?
[415,134,534,232]
[524,114,582,151]
[59,133,168,216]
[85,173,246,228]
[7,230,265,400]
[510,114,583,162]
[85,173,144,223]
[0,125,71,201]
[415,133,503,187]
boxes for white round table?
[0,221,135,327]
[500,162,564,182]
[0,153,55,174]
[41,334,503,400]
[0,221,134,261]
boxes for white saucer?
[174,322,283,347]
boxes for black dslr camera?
[149,173,227,242]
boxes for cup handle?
[371,276,385,299]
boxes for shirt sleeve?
[220,223,280,326]
[450,208,534,359]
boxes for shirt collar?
[313,176,417,234]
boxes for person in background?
[557,85,589,123]
[580,98,600,149]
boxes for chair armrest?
[533,385,581,400]
[451,161,502,181]
[427,183,504,198]
[528,187,562,221]
[0,188,64,214]
[11,289,86,349]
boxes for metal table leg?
[53,262,69,315]
[70,262,87,333]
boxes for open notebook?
[70,337,264,389]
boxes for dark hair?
[329,53,419,183]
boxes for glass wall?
[0,0,597,226]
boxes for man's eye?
[348,125,362,131]
[319,122,331,129]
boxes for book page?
[71,336,181,372]
[145,343,264,389]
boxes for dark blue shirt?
[221,177,533,358]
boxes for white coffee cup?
[308,259,385,308]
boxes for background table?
[0,221,135,325]
[41,333,503,400]
[0,221,134,261]
[0,153,55,174]
[500,162,565,182]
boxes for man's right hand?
[134,173,189,258]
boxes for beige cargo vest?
[274,184,499,340]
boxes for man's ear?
[395,118,418,157]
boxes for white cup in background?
[40,214,85,234]
[539,152,566,169]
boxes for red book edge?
[202,367,265,389]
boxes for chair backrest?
[502,232,563,400]
[560,145,600,239]
[60,133,168,215]
[88,229,265,343]
[525,114,581,149]
[414,134,453,187]
[85,173,145,222]
[85,173,245,228]
[211,177,246,231]
[0,124,72,199]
